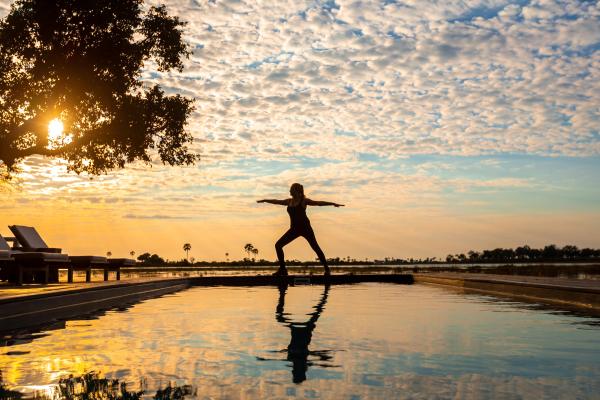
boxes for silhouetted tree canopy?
[445,244,600,263]
[0,0,197,179]
[137,252,165,265]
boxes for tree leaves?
[0,0,198,179]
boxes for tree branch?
[11,144,65,159]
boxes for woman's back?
[287,199,310,229]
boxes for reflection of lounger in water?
[258,284,335,384]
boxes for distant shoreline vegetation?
[132,244,600,267]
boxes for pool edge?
[414,273,600,312]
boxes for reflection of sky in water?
[2,283,600,399]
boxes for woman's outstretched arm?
[305,198,345,207]
[257,199,290,205]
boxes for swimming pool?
[2,283,600,399]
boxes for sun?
[48,118,64,141]
[47,118,71,149]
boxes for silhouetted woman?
[257,183,344,276]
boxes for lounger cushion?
[21,247,62,253]
[9,225,49,249]
[108,258,136,266]
[11,252,69,262]
[69,256,108,265]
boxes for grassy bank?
[422,263,600,278]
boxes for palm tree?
[130,250,135,258]
[106,251,112,257]
[183,243,191,261]
[244,243,254,259]
[251,248,259,261]
[225,252,229,262]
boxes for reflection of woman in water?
[257,283,333,383]
[257,183,344,276]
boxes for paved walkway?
[414,272,600,292]
[0,277,180,301]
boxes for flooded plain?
[2,283,600,399]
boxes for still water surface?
[2,283,600,399]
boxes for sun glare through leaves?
[47,118,72,149]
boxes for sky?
[1,0,599,262]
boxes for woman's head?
[290,183,304,200]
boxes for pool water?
[2,283,600,399]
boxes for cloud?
[1,0,599,259]
[2,1,600,162]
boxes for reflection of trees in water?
[55,372,143,400]
[153,384,195,400]
[0,371,22,400]
[0,371,195,400]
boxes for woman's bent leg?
[303,229,330,274]
[275,229,300,271]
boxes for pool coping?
[414,273,600,311]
